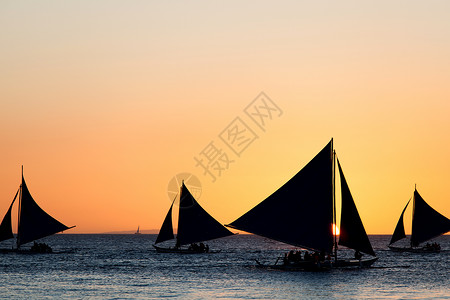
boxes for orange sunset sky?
[1,1,449,234]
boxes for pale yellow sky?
[1,1,449,234]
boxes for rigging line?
[171,192,179,240]
[332,146,337,260]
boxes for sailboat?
[135,226,141,234]
[388,187,450,253]
[0,167,75,253]
[226,139,377,270]
[153,181,234,253]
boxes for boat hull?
[333,257,378,268]
[0,248,74,254]
[153,245,219,254]
[255,259,332,271]
[255,256,378,271]
[388,245,440,253]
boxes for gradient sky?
[1,1,449,234]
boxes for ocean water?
[0,234,448,299]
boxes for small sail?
[227,140,334,253]
[389,199,410,245]
[155,200,175,244]
[0,189,19,242]
[177,183,233,246]
[17,176,71,247]
[411,189,450,247]
[337,159,375,256]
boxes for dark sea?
[0,234,449,299]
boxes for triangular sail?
[337,159,375,256]
[155,199,175,244]
[17,176,71,247]
[227,140,334,253]
[411,189,450,247]
[389,199,410,245]
[177,183,233,246]
[0,189,19,242]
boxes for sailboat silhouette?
[227,139,377,270]
[153,181,233,253]
[0,167,75,252]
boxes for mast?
[175,181,183,248]
[17,166,23,249]
[410,184,416,248]
[411,186,415,248]
[332,141,337,260]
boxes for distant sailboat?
[153,182,233,253]
[389,187,450,253]
[226,139,377,270]
[0,167,75,252]
[135,226,141,234]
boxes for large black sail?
[177,183,233,245]
[0,189,19,242]
[337,159,375,256]
[17,176,72,247]
[389,199,410,245]
[411,189,450,247]
[155,200,175,244]
[227,141,334,253]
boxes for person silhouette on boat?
[425,242,440,252]
[354,250,363,260]
[433,242,441,251]
[286,250,303,263]
[31,241,52,253]
[287,250,295,261]
[304,251,311,261]
[319,251,326,261]
[187,243,208,253]
[313,251,320,263]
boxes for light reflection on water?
[0,234,449,299]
